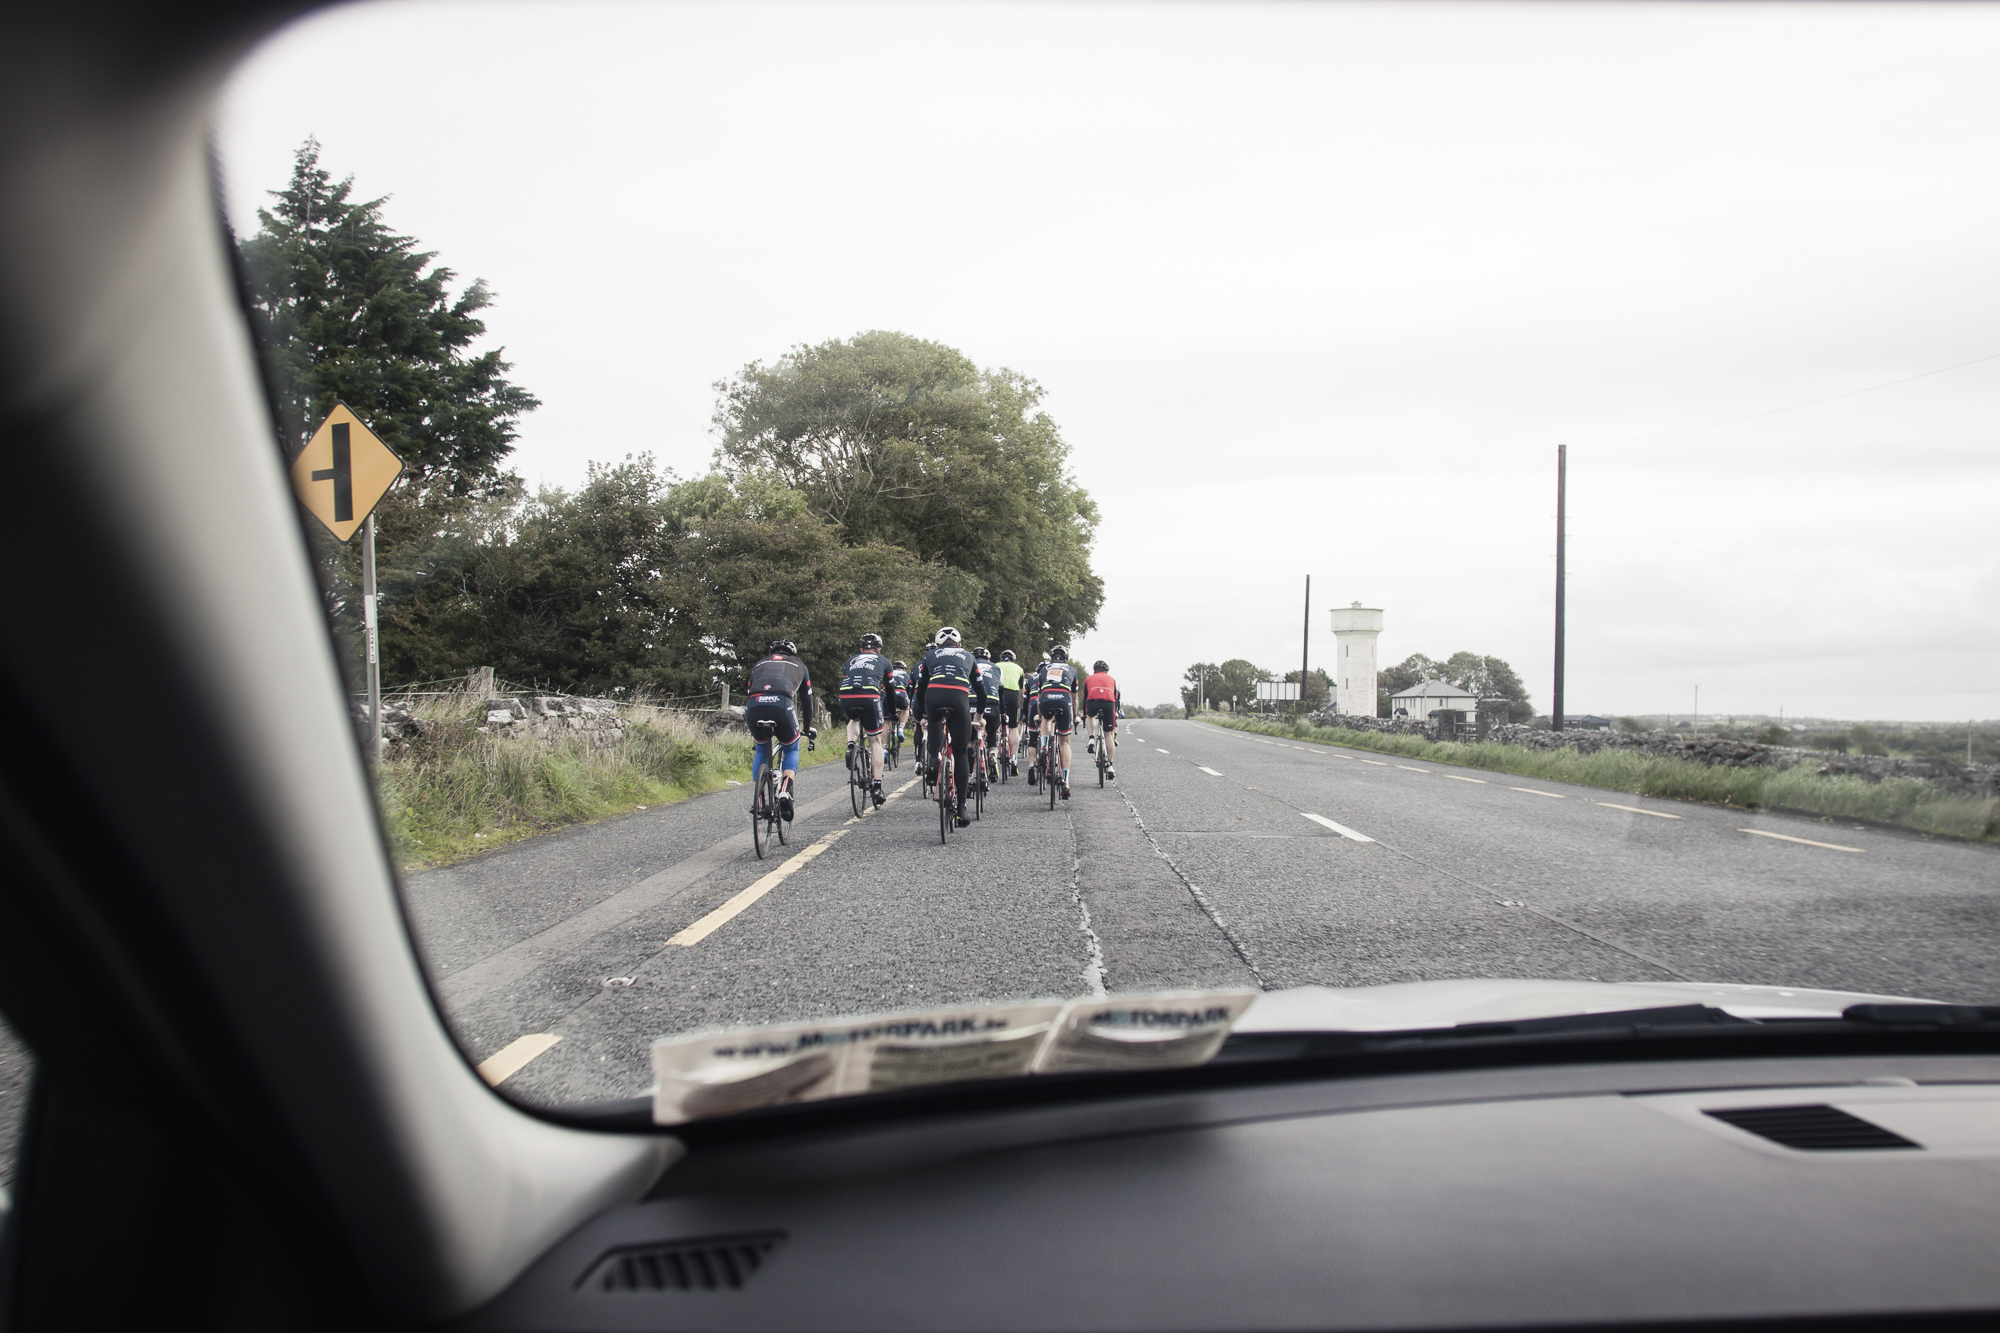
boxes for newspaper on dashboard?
[651,988,1259,1125]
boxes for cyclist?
[1023,654,1049,787]
[915,626,990,829]
[839,632,893,807]
[996,649,1025,776]
[887,659,914,762]
[743,638,817,820]
[1037,646,1083,799]
[1084,658,1121,780]
[972,647,1004,783]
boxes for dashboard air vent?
[579,1232,785,1294]
[1705,1104,1919,1151]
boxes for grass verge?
[1201,716,1999,844]
[379,701,845,868]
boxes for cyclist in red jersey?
[1083,660,1120,780]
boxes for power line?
[1585,349,2000,449]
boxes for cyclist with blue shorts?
[742,639,816,820]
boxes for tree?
[713,331,1102,655]
[238,138,541,684]
[1282,667,1334,712]
[1377,653,1438,716]
[1439,651,1534,722]
[238,138,539,488]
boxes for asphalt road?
[402,720,2000,1108]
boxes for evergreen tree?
[238,137,538,492]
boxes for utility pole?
[1553,444,1566,733]
[1300,574,1311,719]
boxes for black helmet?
[769,638,797,656]
[860,632,883,651]
[892,661,907,671]
[933,626,961,647]
[973,646,991,660]
[1050,645,1069,662]
[1000,649,1016,662]
[1093,660,1108,673]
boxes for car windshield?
[215,0,1999,1119]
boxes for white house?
[1389,679,1477,718]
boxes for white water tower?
[1329,602,1383,717]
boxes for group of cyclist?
[740,628,1122,830]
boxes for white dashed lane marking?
[1302,812,1375,842]
[1740,828,1865,853]
[1444,774,1487,783]
[1198,766,1224,776]
[1359,759,1389,767]
[1595,801,1681,820]
[1510,787,1566,798]
[1396,765,1430,773]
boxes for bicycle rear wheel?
[1046,750,1057,810]
[938,758,952,843]
[752,766,770,859]
[1098,743,1107,787]
[850,754,865,817]
[974,754,984,820]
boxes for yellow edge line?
[1596,801,1682,819]
[1740,828,1864,853]
[476,1033,561,1086]
[670,830,850,947]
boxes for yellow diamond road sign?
[290,404,404,542]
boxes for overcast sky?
[217,1,2000,722]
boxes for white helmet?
[933,626,962,647]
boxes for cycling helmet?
[1093,660,1108,673]
[1050,646,1069,662]
[769,638,798,656]
[892,661,907,671]
[934,626,962,647]
[999,650,1016,662]
[860,632,883,651]
[973,646,991,660]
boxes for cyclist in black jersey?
[972,647,1004,783]
[742,639,817,820]
[886,660,913,761]
[915,626,991,828]
[838,633,892,806]
[1037,646,1083,799]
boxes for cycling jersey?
[1039,661,1082,697]
[888,667,913,697]
[839,650,891,698]
[744,652,814,729]
[1084,671,1118,703]
[974,660,1004,712]
[996,659,1025,692]
[915,644,990,710]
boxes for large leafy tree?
[1378,650,1532,720]
[713,330,1102,657]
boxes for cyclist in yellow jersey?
[996,650,1026,776]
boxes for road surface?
[402,720,2000,1107]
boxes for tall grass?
[1206,717,1999,843]
[376,697,833,867]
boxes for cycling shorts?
[840,693,886,735]
[744,695,802,746]
[999,687,1021,726]
[983,710,1000,745]
[1086,699,1117,732]
[889,689,910,716]
[1039,694,1074,736]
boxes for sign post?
[288,404,404,765]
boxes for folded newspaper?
[652,989,1258,1125]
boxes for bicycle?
[885,714,903,770]
[1094,718,1110,787]
[750,732,788,858]
[849,726,878,818]
[970,730,986,822]
[997,720,1013,784]
[934,725,958,843]
[1041,724,1059,810]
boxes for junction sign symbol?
[289,404,403,542]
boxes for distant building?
[1568,715,1614,730]
[1330,602,1383,717]
[1389,679,1477,719]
